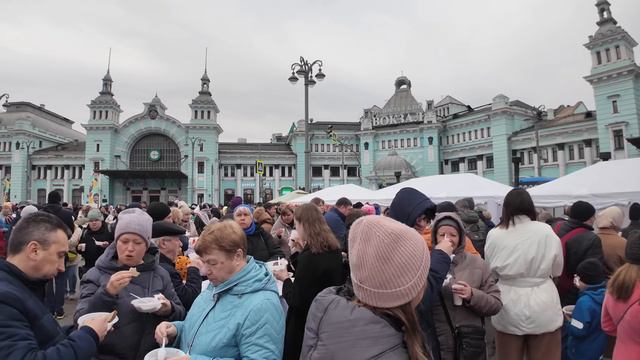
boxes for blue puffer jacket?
[564,282,607,360]
[324,208,347,250]
[0,259,99,360]
[173,256,285,359]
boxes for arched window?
[129,134,181,171]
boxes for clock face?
[149,150,161,161]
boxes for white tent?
[268,190,308,203]
[369,173,513,206]
[528,158,640,208]
[291,184,378,205]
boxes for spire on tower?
[199,48,211,95]
[100,48,114,96]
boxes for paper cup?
[144,348,185,360]
[77,312,118,331]
[451,284,464,306]
[562,305,575,317]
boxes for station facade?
[0,0,638,206]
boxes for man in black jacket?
[553,200,605,306]
[0,212,108,359]
[42,190,75,319]
[152,221,203,311]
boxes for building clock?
[148,149,161,161]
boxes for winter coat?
[597,229,627,277]
[77,222,114,270]
[621,220,640,240]
[431,214,502,360]
[75,242,185,360]
[301,285,411,359]
[324,208,347,250]
[246,227,285,262]
[172,256,285,360]
[458,209,488,258]
[282,247,345,359]
[387,187,436,229]
[270,216,293,258]
[602,282,640,360]
[564,282,607,360]
[158,253,202,311]
[554,219,605,305]
[0,259,100,360]
[485,215,564,335]
[254,208,275,234]
[41,203,75,234]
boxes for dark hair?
[264,203,276,211]
[346,209,366,230]
[335,197,352,208]
[8,212,71,256]
[498,188,537,229]
[47,190,62,204]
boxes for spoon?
[157,337,166,360]
[130,293,142,299]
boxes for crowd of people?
[0,189,639,360]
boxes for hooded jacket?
[430,213,502,360]
[458,209,488,258]
[387,187,436,229]
[324,207,348,250]
[597,229,627,277]
[564,282,607,360]
[0,259,99,360]
[270,215,293,258]
[78,222,114,270]
[75,242,185,360]
[301,285,411,359]
[173,256,285,360]
[554,219,605,305]
[246,226,285,262]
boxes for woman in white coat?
[484,188,563,360]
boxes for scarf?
[244,221,257,236]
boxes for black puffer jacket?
[41,203,75,234]
[554,219,605,305]
[246,227,285,262]
[387,187,436,228]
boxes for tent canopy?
[268,190,308,204]
[291,184,378,205]
[528,158,640,208]
[370,173,513,206]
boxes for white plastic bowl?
[144,347,185,360]
[131,297,162,313]
[562,305,575,317]
[77,312,119,331]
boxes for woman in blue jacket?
[155,220,285,360]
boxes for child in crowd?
[563,258,607,360]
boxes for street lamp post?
[184,136,204,204]
[20,139,37,201]
[288,56,325,192]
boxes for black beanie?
[630,203,640,221]
[576,259,606,285]
[437,201,457,214]
[625,230,640,265]
[147,202,171,222]
[570,201,596,223]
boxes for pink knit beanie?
[348,215,430,308]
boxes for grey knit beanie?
[114,208,153,246]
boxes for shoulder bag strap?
[439,291,456,336]
[614,298,640,326]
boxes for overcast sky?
[2,0,639,142]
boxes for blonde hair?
[196,221,247,258]
[608,263,640,301]
[170,207,183,224]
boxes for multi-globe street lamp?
[288,56,325,192]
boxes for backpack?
[465,222,487,258]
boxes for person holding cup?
[431,212,502,360]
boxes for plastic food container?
[77,312,119,331]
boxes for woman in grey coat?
[301,216,432,359]
[74,208,185,360]
[431,212,502,360]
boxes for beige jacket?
[597,228,627,277]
